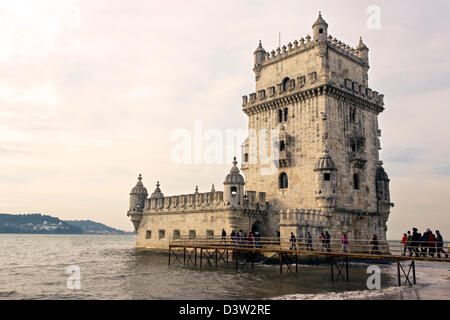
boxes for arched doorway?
[251,221,263,236]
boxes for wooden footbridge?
[168,237,450,286]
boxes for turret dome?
[130,174,148,195]
[150,181,164,199]
[312,11,328,28]
[376,165,389,181]
[224,157,245,185]
[314,148,337,171]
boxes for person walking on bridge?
[370,234,379,255]
[325,231,331,252]
[221,229,227,244]
[401,233,408,256]
[306,232,313,251]
[290,232,297,250]
[435,230,449,259]
[341,232,350,253]
[428,230,436,258]
[406,231,413,257]
[412,228,421,257]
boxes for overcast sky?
[0,0,449,238]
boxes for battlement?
[142,189,269,214]
[143,191,224,214]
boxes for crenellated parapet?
[327,35,367,65]
[279,208,330,228]
[143,191,225,214]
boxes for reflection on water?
[0,234,447,300]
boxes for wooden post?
[412,260,416,285]
[235,250,239,271]
[215,249,218,268]
[345,257,349,282]
[251,251,254,270]
[168,247,171,267]
[397,259,401,286]
[183,247,186,265]
[226,250,229,264]
[330,256,334,281]
[279,253,283,274]
[295,254,298,273]
[194,248,197,267]
[200,248,203,270]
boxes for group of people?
[289,231,332,252]
[401,228,448,258]
[225,229,261,248]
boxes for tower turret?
[223,157,245,207]
[356,37,369,66]
[128,174,148,232]
[253,41,266,80]
[314,148,338,210]
[312,11,328,43]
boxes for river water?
[0,234,448,300]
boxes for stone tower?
[241,12,393,240]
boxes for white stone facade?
[128,13,394,249]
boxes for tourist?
[325,231,331,252]
[401,233,408,256]
[230,230,236,245]
[306,232,313,251]
[341,232,350,253]
[221,229,227,244]
[370,234,379,255]
[406,231,413,257]
[254,231,260,249]
[428,230,436,258]
[412,228,421,257]
[290,232,297,250]
[321,232,327,252]
[421,229,430,256]
[435,230,449,259]
[249,232,255,248]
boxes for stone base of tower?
[279,207,388,242]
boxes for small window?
[244,153,249,162]
[353,174,360,190]
[206,230,214,239]
[231,187,237,197]
[319,28,323,34]
[324,173,331,181]
[189,230,196,239]
[173,230,180,240]
[159,229,166,240]
[278,109,283,123]
[146,230,151,239]
[279,173,288,189]
[280,140,286,152]
[283,108,288,122]
[282,77,290,91]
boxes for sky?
[0,0,449,238]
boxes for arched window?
[278,109,283,123]
[283,108,288,122]
[279,140,286,152]
[279,173,288,189]
[231,187,237,196]
[282,77,290,92]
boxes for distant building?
[127,12,394,249]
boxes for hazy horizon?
[1,0,449,239]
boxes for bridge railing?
[169,236,450,258]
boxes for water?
[0,234,448,300]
